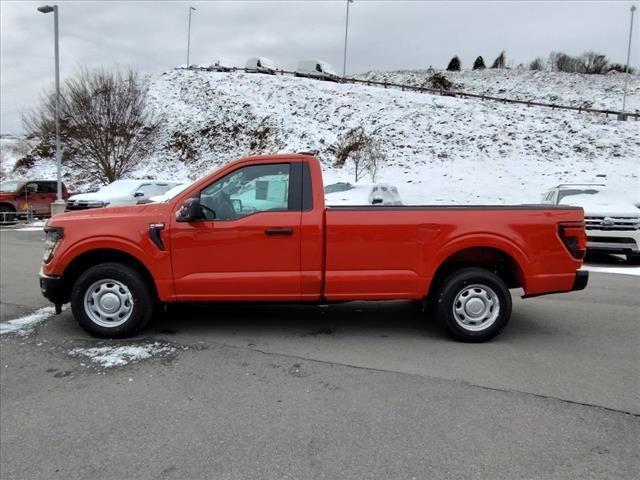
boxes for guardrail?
[179,66,640,121]
[0,210,35,226]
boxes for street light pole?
[187,6,196,67]
[342,0,353,78]
[38,4,64,212]
[622,4,637,117]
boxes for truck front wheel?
[71,263,153,338]
[435,268,512,342]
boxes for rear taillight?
[558,223,586,260]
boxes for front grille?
[65,200,101,211]
[585,216,640,231]
[587,236,636,244]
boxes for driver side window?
[200,163,291,220]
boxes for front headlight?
[43,226,64,263]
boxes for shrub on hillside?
[549,51,610,74]
[446,56,461,71]
[607,63,636,74]
[427,72,453,91]
[473,56,486,70]
[491,51,506,69]
[529,57,545,71]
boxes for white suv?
[542,184,640,264]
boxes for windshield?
[95,180,139,196]
[557,187,602,203]
[0,181,24,192]
[153,183,189,202]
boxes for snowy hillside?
[3,68,639,204]
[356,69,640,113]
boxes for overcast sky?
[1,0,638,133]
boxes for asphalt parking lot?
[1,228,639,480]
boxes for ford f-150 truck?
[40,154,588,342]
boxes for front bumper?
[39,268,68,306]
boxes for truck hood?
[68,192,128,202]
[50,202,171,223]
[561,193,640,217]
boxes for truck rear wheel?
[71,263,153,338]
[434,268,511,342]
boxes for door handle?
[265,228,293,236]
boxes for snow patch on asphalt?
[581,265,640,276]
[68,342,178,368]
[0,306,55,335]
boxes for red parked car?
[39,154,588,342]
[0,179,69,219]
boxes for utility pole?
[342,0,354,78]
[621,4,636,119]
[187,6,196,67]
[38,4,65,215]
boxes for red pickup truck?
[40,154,588,342]
[0,179,70,218]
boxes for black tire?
[434,267,512,342]
[627,254,640,265]
[0,204,17,225]
[70,262,154,338]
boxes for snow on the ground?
[0,306,55,335]
[68,342,178,368]
[581,265,640,276]
[356,68,640,112]
[4,68,639,204]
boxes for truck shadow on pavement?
[146,298,553,343]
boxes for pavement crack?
[205,339,640,418]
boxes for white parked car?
[542,184,640,263]
[295,60,340,81]
[369,183,403,205]
[245,57,277,74]
[66,180,182,211]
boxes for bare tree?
[24,67,160,184]
[334,127,385,183]
[581,51,608,74]
[491,51,506,69]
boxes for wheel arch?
[427,245,527,298]
[63,248,159,301]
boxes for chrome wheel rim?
[452,284,500,332]
[83,279,134,328]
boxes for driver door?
[170,162,303,301]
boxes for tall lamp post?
[187,6,196,67]
[342,0,354,78]
[38,4,65,216]
[621,4,637,119]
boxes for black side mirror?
[176,198,204,222]
[133,191,144,198]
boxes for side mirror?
[176,198,205,222]
[133,191,144,198]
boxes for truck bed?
[323,204,584,300]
